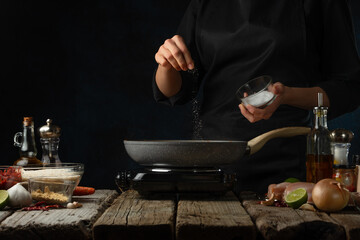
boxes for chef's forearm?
[283,86,330,110]
[155,65,182,98]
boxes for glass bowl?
[28,176,77,205]
[21,163,84,187]
[0,166,23,190]
[236,75,276,108]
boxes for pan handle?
[247,127,311,155]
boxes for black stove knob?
[115,170,132,193]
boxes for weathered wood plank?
[0,189,118,240]
[93,190,176,240]
[241,196,345,240]
[330,208,360,240]
[0,211,12,223]
[176,192,256,240]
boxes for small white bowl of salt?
[236,75,276,108]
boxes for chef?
[152,0,360,194]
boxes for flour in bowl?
[21,169,81,184]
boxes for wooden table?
[94,190,360,240]
[93,191,256,240]
[1,189,359,240]
[0,190,118,240]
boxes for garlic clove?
[7,183,32,208]
[67,202,75,209]
[67,201,83,209]
[299,203,317,212]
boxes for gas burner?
[115,167,236,196]
[146,167,222,174]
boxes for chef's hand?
[155,35,194,71]
[239,82,285,123]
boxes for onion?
[312,178,350,212]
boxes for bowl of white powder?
[21,163,84,187]
[236,75,276,108]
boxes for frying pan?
[124,127,310,168]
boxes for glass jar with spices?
[330,129,356,191]
[333,166,357,192]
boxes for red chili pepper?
[45,205,64,209]
[0,167,22,190]
[22,204,65,211]
[73,186,95,196]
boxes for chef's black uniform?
[153,0,360,194]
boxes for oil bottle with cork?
[13,117,42,166]
[306,93,333,183]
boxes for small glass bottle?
[330,128,354,165]
[306,93,333,183]
[13,117,42,166]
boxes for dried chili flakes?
[21,201,65,211]
[0,167,22,190]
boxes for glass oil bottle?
[306,93,333,183]
[13,117,42,166]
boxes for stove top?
[115,167,236,196]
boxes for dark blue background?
[2,0,359,189]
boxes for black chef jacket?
[153,0,360,194]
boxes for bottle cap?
[330,128,354,143]
[23,117,33,127]
[39,119,61,138]
[317,92,323,107]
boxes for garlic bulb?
[7,183,32,208]
[67,201,82,209]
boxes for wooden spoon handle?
[248,127,310,155]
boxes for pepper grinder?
[330,128,354,166]
[39,119,61,164]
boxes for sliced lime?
[285,188,308,209]
[0,190,9,210]
[284,177,300,183]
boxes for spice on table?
[0,167,22,190]
[31,186,69,204]
[21,201,65,211]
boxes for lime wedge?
[284,177,300,183]
[0,190,9,210]
[285,188,308,209]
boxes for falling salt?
[242,91,275,108]
[188,67,203,140]
[192,97,203,140]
